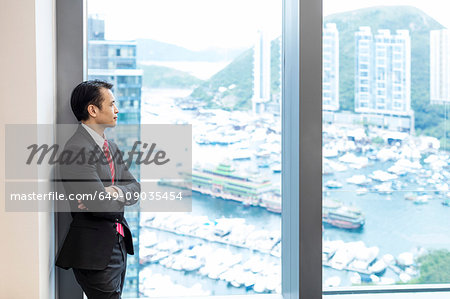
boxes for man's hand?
[105,186,119,198]
[78,200,88,210]
[77,187,120,210]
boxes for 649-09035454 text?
[9,191,185,201]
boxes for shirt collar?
[81,123,107,150]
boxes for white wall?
[0,0,55,298]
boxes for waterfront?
[138,88,450,295]
[138,182,450,294]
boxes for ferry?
[190,163,273,206]
[261,191,281,213]
[323,203,365,230]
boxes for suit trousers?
[73,232,127,299]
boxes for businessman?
[56,80,140,298]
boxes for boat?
[232,149,253,160]
[323,146,339,158]
[369,170,398,182]
[404,193,417,201]
[368,259,388,276]
[338,153,369,168]
[346,175,372,186]
[356,188,369,195]
[397,252,414,267]
[270,162,281,173]
[413,195,430,205]
[373,182,393,195]
[322,240,344,265]
[329,248,355,270]
[323,206,365,230]
[190,162,273,205]
[261,191,281,213]
[350,273,362,285]
[325,180,343,189]
[324,276,341,287]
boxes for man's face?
[92,88,119,127]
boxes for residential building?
[323,23,339,111]
[355,27,411,116]
[430,29,450,104]
[252,29,271,114]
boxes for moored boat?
[323,205,365,230]
[190,162,273,205]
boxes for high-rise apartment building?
[87,15,143,298]
[430,29,450,104]
[355,27,411,116]
[323,23,340,111]
[252,29,271,114]
[355,27,374,113]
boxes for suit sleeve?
[59,144,125,221]
[113,143,140,206]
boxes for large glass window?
[87,0,282,297]
[323,0,450,294]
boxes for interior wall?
[0,0,56,298]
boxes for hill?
[138,64,203,89]
[325,5,447,148]
[324,5,443,110]
[137,39,244,62]
[186,6,449,148]
[189,37,281,110]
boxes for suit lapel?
[77,124,114,183]
[77,124,102,152]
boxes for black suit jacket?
[56,124,140,270]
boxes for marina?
[140,88,450,293]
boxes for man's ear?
[87,104,98,118]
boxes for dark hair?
[70,80,113,121]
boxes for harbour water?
[138,88,450,294]
[139,155,450,293]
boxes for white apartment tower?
[323,23,339,111]
[355,27,411,116]
[252,29,271,114]
[430,29,450,104]
[355,27,374,112]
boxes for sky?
[88,0,282,51]
[88,0,449,51]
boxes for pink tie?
[103,139,124,237]
[102,139,115,184]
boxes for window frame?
[55,0,308,298]
[56,0,450,298]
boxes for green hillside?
[324,5,448,148]
[186,6,449,148]
[189,37,281,110]
[138,64,203,89]
[324,5,443,111]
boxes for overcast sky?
[88,0,448,51]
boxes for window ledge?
[324,284,450,299]
[324,292,450,299]
[127,295,283,299]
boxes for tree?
[413,250,450,284]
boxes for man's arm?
[113,143,140,206]
[59,144,125,221]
